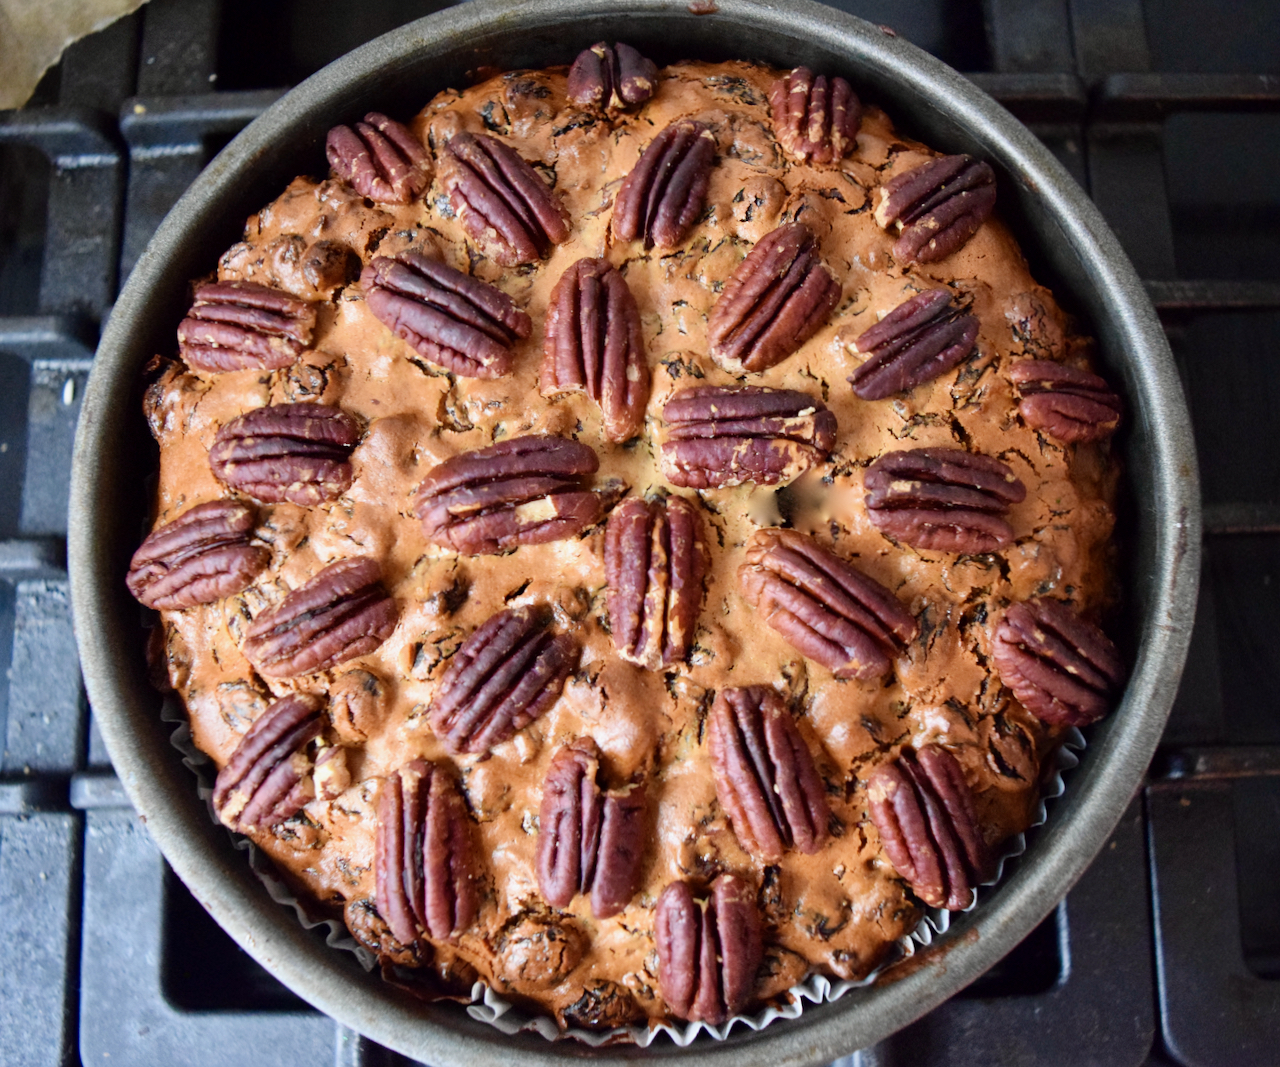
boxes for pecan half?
[426,606,577,755]
[708,222,842,373]
[767,66,862,164]
[362,253,532,379]
[1010,360,1123,443]
[413,435,604,555]
[992,598,1124,727]
[867,745,989,910]
[242,557,399,678]
[127,500,268,610]
[441,132,570,266]
[864,447,1026,553]
[604,495,708,668]
[848,289,978,400]
[739,528,917,680]
[567,42,657,112]
[212,694,324,831]
[661,385,837,489]
[177,281,316,373]
[375,759,481,943]
[612,120,716,250]
[325,112,431,204]
[541,258,649,441]
[208,402,359,506]
[708,686,830,862]
[874,154,997,264]
[655,874,763,1025]
[536,737,646,918]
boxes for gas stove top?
[1,1,1277,1064]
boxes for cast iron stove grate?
[0,0,1276,1064]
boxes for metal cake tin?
[68,1,1200,1062]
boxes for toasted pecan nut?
[1010,360,1123,443]
[992,597,1124,727]
[655,874,763,1025]
[848,288,978,400]
[867,745,990,910]
[739,528,917,680]
[604,495,708,668]
[413,435,604,555]
[661,385,837,489]
[567,42,658,112]
[441,131,570,266]
[325,112,431,204]
[375,759,481,943]
[864,447,1026,553]
[127,500,268,610]
[536,737,647,918]
[426,605,577,755]
[362,253,532,379]
[242,557,399,678]
[767,66,862,164]
[541,257,649,441]
[708,222,842,373]
[208,402,359,506]
[707,686,830,862]
[874,154,996,265]
[178,281,316,373]
[212,694,324,831]
[612,120,716,250]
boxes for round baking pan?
[69,1,1200,1062]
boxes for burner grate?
[0,1,1276,1064]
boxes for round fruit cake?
[129,42,1126,1033]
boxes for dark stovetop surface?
[0,1,1277,1064]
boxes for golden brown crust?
[141,57,1118,1028]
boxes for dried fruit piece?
[362,253,532,379]
[325,112,431,204]
[848,288,978,400]
[767,66,862,164]
[242,557,399,678]
[604,495,708,668]
[208,402,359,506]
[441,132,570,266]
[127,500,268,610]
[612,120,716,250]
[541,258,649,441]
[178,282,316,373]
[992,598,1124,726]
[375,759,481,943]
[344,897,427,966]
[867,745,990,910]
[874,154,997,264]
[497,913,587,987]
[661,385,837,489]
[567,42,657,112]
[413,435,604,555]
[864,447,1026,553]
[536,737,647,918]
[707,686,830,862]
[212,694,324,831]
[426,606,577,755]
[654,874,763,1025]
[739,528,917,680]
[708,222,842,373]
[1010,360,1123,443]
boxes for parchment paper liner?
[160,691,1083,1047]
